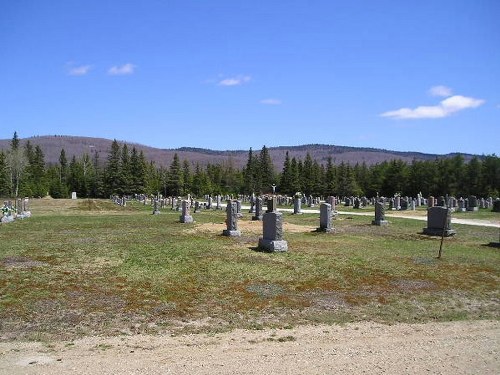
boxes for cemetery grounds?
[0,198,499,374]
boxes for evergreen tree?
[324,157,336,196]
[6,131,26,197]
[259,145,274,192]
[119,144,131,195]
[31,145,47,197]
[301,153,314,195]
[279,151,292,194]
[105,140,121,196]
[59,148,68,184]
[129,147,146,194]
[481,154,500,197]
[182,159,192,195]
[0,151,9,197]
[166,153,183,196]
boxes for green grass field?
[1,198,499,341]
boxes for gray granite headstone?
[223,200,241,236]
[252,197,263,221]
[318,203,333,232]
[293,195,302,215]
[258,211,288,252]
[179,200,193,223]
[423,207,456,236]
[372,201,388,226]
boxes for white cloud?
[108,63,136,75]
[68,64,92,76]
[260,98,282,105]
[218,75,251,86]
[381,95,485,120]
[428,85,453,97]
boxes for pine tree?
[182,159,192,195]
[0,151,9,197]
[6,131,26,197]
[105,140,121,196]
[166,153,183,196]
[130,147,146,194]
[279,151,292,194]
[259,145,274,192]
[325,157,336,196]
[59,149,68,184]
[119,144,131,195]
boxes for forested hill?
[0,135,479,169]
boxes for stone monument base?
[258,238,288,252]
[223,229,241,237]
[422,227,456,237]
[467,207,479,212]
[252,215,263,221]
[180,215,193,223]
[372,220,388,226]
[316,227,334,233]
[153,210,160,215]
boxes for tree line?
[1,133,499,199]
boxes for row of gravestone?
[1,198,32,223]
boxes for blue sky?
[1,0,499,155]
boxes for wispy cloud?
[66,63,92,76]
[260,98,282,105]
[218,75,251,86]
[381,95,485,120]
[428,85,453,97]
[108,63,136,75]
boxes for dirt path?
[1,320,498,374]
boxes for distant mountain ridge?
[0,135,480,170]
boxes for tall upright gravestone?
[258,211,288,252]
[423,207,456,237]
[179,200,193,223]
[223,200,241,236]
[318,203,333,232]
[372,201,388,226]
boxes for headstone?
[428,196,435,208]
[258,212,288,252]
[344,197,351,207]
[252,197,263,221]
[223,200,241,236]
[216,195,221,210]
[293,195,302,215]
[318,203,333,232]
[249,193,255,213]
[71,192,77,200]
[207,196,212,209]
[467,195,479,211]
[457,198,466,212]
[372,201,388,226]
[394,196,401,210]
[152,199,160,215]
[327,196,336,211]
[236,200,243,218]
[266,196,277,213]
[353,198,361,209]
[179,200,193,223]
[437,196,446,207]
[492,200,500,213]
[423,207,456,237]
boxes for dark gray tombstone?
[467,195,478,211]
[252,197,263,221]
[236,200,243,218]
[318,203,333,232]
[423,207,456,236]
[266,196,277,213]
[372,201,388,226]
[223,200,241,236]
[492,200,500,212]
[152,199,160,215]
[293,195,302,215]
[353,198,361,209]
[249,193,255,213]
[179,200,193,223]
[258,211,288,252]
[344,197,351,207]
